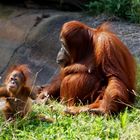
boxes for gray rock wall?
[0,7,140,86]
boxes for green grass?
[0,64,140,140]
[0,102,140,140]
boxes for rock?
[8,14,74,85]
[0,6,140,86]
[0,7,77,85]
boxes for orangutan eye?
[60,40,69,54]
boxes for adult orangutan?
[38,21,136,115]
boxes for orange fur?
[39,21,136,115]
[0,65,37,120]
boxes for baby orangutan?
[0,65,37,121]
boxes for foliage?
[129,0,140,23]
[86,0,140,23]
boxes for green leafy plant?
[129,0,140,22]
[86,0,140,23]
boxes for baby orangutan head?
[5,65,30,94]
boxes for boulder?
[0,7,140,86]
[0,7,77,85]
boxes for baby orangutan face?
[6,70,25,93]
